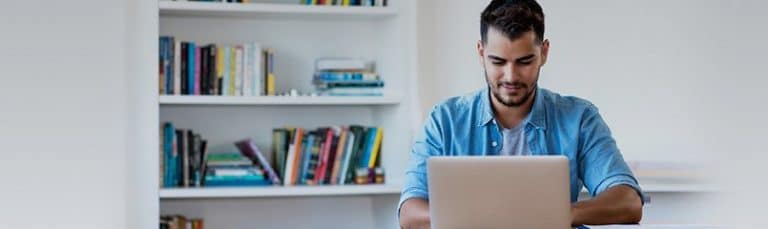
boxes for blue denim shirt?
[398,87,642,212]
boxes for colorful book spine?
[194,46,201,95]
[265,49,275,96]
[222,46,230,96]
[187,42,196,95]
[367,127,383,168]
[234,138,282,185]
[229,46,237,96]
[330,128,347,185]
[234,45,244,96]
[173,40,181,95]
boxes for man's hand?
[399,198,431,229]
[571,185,643,226]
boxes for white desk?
[583,225,718,229]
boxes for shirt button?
[491,141,498,147]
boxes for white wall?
[0,0,155,228]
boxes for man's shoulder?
[539,88,596,113]
[431,89,485,115]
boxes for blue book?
[300,134,315,184]
[162,122,174,187]
[204,174,269,187]
[187,42,196,95]
[359,127,377,168]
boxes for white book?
[316,58,367,71]
[173,40,181,95]
[283,143,296,186]
[250,42,263,96]
[235,46,244,96]
[242,44,252,97]
[339,132,355,185]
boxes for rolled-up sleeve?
[397,107,444,217]
[578,104,645,202]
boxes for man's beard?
[484,69,537,107]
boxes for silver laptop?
[427,156,571,229]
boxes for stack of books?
[158,36,276,96]
[203,152,270,187]
[301,0,388,7]
[272,125,384,186]
[160,215,203,229]
[312,58,384,96]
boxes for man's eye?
[492,61,505,65]
[518,61,532,65]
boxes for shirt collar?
[476,86,547,130]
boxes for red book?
[314,128,334,184]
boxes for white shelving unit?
[159,1,397,18]
[159,95,402,105]
[158,1,417,229]
[160,184,401,199]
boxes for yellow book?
[216,46,224,95]
[311,0,317,5]
[229,46,237,96]
[266,49,275,96]
[367,127,383,168]
[343,0,350,6]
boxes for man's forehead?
[485,29,539,57]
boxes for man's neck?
[491,90,535,129]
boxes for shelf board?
[160,184,400,199]
[158,95,401,105]
[159,1,397,19]
[159,181,715,200]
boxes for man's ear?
[477,40,486,66]
[540,39,550,66]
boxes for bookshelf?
[157,1,416,229]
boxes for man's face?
[478,28,549,107]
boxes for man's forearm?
[399,198,431,229]
[571,185,643,226]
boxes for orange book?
[290,128,304,185]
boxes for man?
[398,0,643,228]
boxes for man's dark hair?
[480,0,545,44]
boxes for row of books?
[273,126,383,186]
[301,0,388,7]
[160,123,385,187]
[313,58,384,96]
[160,215,203,229]
[160,123,209,187]
[158,36,276,96]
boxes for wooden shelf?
[160,184,400,199]
[159,1,397,19]
[158,95,401,105]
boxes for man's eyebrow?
[488,55,507,61]
[515,54,535,62]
